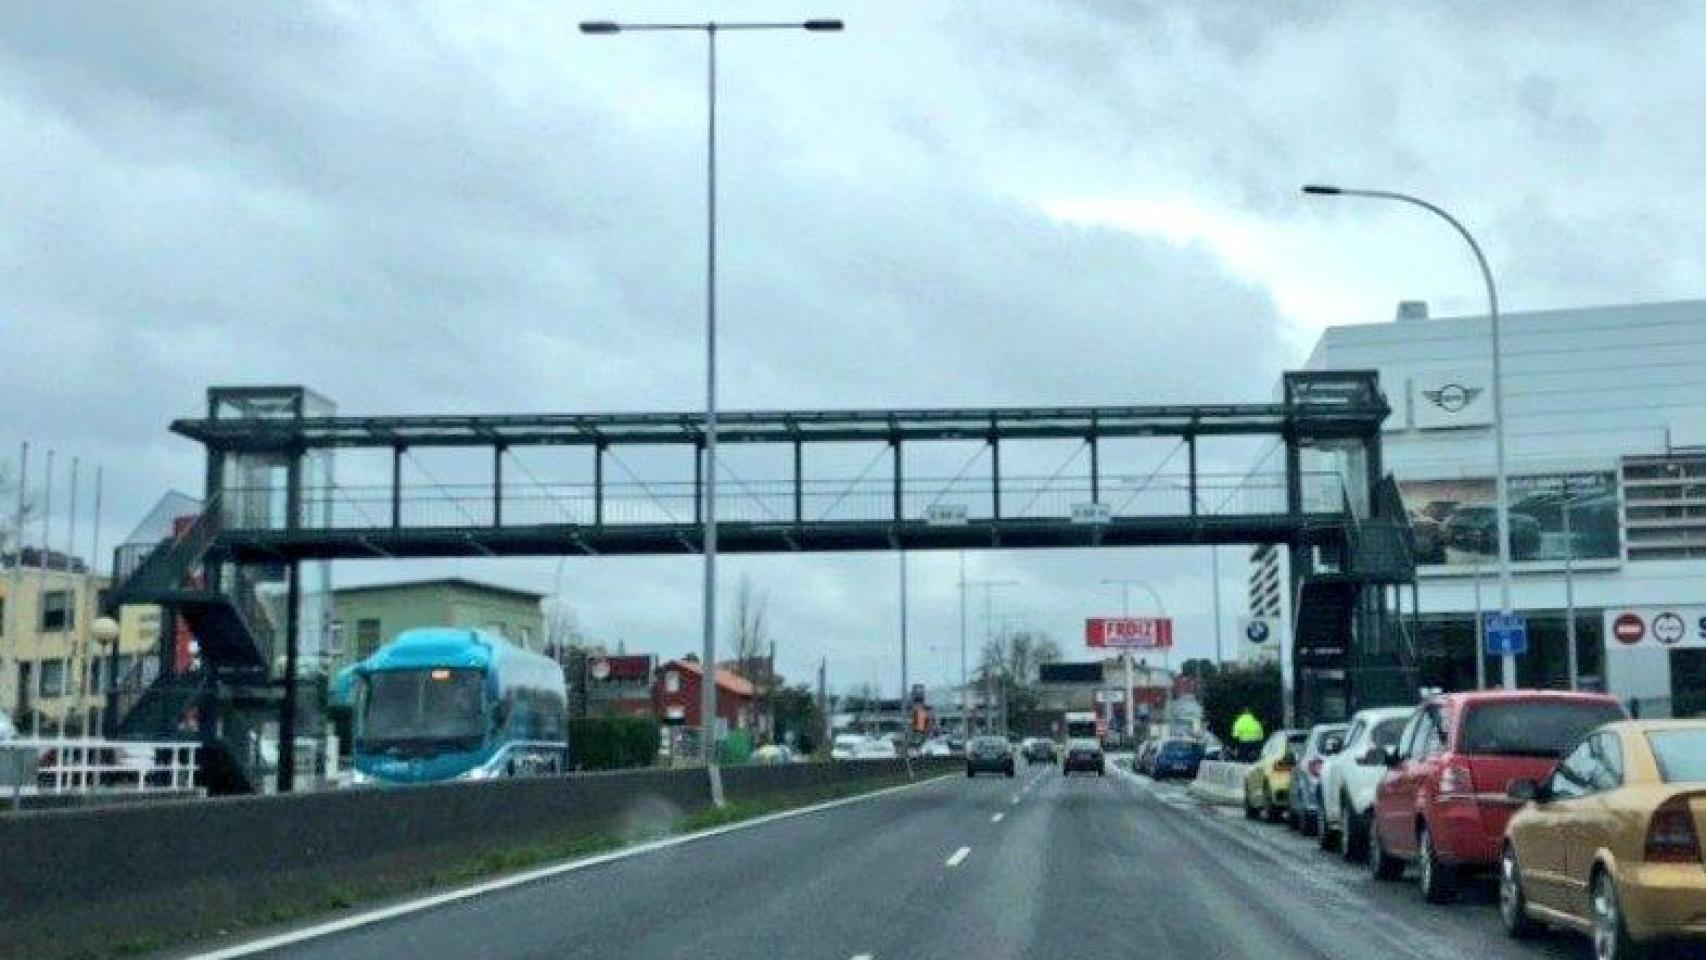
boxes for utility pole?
[1101,578,1166,740]
[816,656,827,752]
[1563,486,1578,691]
[899,550,909,746]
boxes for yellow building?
[0,566,160,736]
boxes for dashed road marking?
[945,846,972,868]
[851,954,874,960]
[1010,795,1021,805]
[991,812,1005,823]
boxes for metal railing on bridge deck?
[221,471,1348,532]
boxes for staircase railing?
[107,493,223,605]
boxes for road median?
[0,758,955,960]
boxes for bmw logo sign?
[1245,620,1271,644]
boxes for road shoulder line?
[184,773,952,960]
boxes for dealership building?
[1249,298,1706,716]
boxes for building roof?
[665,658,757,698]
[332,577,546,603]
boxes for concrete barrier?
[1188,759,1252,806]
[0,757,953,959]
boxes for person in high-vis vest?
[1231,709,1265,763]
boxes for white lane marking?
[185,775,953,960]
[1010,795,1021,805]
[851,954,874,960]
[945,846,972,868]
[991,812,1005,823]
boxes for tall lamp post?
[1102,578,1167,741]
[93,616,120,738]
[1302,184,1516,689]
[581,18,845,775]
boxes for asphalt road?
[223,760,1592,960]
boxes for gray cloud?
[2,1,1700,689]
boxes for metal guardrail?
[1188,760,1252,806]
[3,738,200,797]
[215,471,1349,533]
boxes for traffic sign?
[1484,613,1528,656]
[1070,502,1111,525]
[925,504,968,526]
[1612,612,1645,645]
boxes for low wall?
[0,758,950,959]
[1188,760,1252,806]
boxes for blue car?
[1150,738,1205,780]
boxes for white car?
[857,736,898,759]
[830,733,867,760]
[1317,705,1413,861]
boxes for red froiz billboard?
[1085,617,1174,650]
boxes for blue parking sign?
[1485,613,1528,656]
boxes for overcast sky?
[5,2,1706,691]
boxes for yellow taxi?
[1243,730,1306,822]
[1501,719,1706,960]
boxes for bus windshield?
[360,668,487,748]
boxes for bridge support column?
[793,439,803,526]
[891,438,903,529]
[391,445,403,529]
[990,435,1001,521]
[693,440,703,526]
[277,559,300,794]
[594,442,605,526]
[493,445,505,527]
[1188,435,1198,517]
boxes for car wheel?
[1342,800,1369,863]
[1264,789,1283,823]
[1418,826,1457,904]
[1244,793,1260,820]
[1302,811,1320,838]
[1499,844,1538,939]
[1370,822,1404,881]
[1591,870,1646,960]
[1318,817,1338,851]
[1006,766,1015,778]
[966,769,975,778]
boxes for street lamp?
[92,616,120,738]
[1302,184,1516,689]
[582,18,845,775]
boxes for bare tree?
[0,458,37,561]
[729,576,769,670]
[543,595,587,656]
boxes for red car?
[1369,690,1626,902]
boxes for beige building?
[330,578,547,671]
[0,565,160,736]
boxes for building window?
[356,618,381,655]
[0,595,6,636]
[41,591,74,632]
[328,620,346,657]
[39,659,67,698]
[518,626,534,648]
[665,671,681,693]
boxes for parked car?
[1500,719,1706,959]
[1132,737,1162,775]
[860,736,899,759]
[1244,730,1307,822]
[749,744,794,765]
[1320,705,1414,860]
[1288,723,1349,836]
[1151,738,1207,781]
[1063,738,1106,776]
[830,733,866,760]
[1370,690,1626,903]
[921,737,956,758]
[1021,737,1057,764]
[965,735,1015,777]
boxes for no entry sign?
[1085,617,1174,650]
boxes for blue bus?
[351,627,567,785]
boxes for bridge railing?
[225,471,1346,532]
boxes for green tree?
[770,683,819,752]
[1199,662,1282,743]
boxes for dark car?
[1441,505,1541,561]
[965,735,1015,777]
[1151,738,1206,780]
[1021,737,1056,763]
[1063,738,1105,776]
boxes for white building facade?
[1251,299,1706,716]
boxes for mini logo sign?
[1613,613,1646,645]
[1653,612,1687,645]
[1422,383,1484,413]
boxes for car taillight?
[1439,762,1475,798]
[1308,758,1323,779]
[1645,798,1703,864]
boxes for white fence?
[1188,760,1251,806]
[0,739,199,800]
